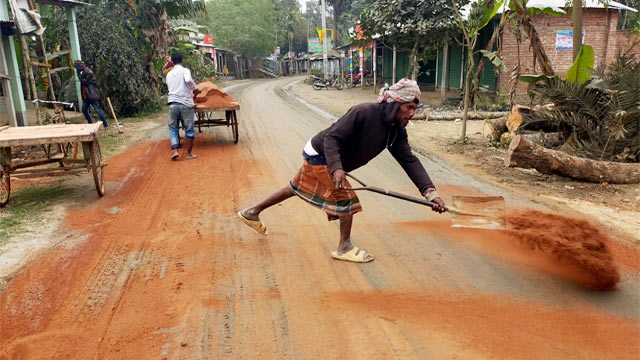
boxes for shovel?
[345,173,506,230]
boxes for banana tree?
[130,0,205,93]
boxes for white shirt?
[167,64,197,107]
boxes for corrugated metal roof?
[462,0,636,19]
[528,0,637,11]
[35,0,92,8]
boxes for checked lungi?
[288,154,362,220]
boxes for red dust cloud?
[398,209,620,290]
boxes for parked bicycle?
[310,74,344,90]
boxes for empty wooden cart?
[0,123,105,207]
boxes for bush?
[43,4,160,117]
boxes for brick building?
[434,0,638,101]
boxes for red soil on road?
[398,209,620,290]
[1,78,638,358]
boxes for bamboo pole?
[106,97,123,133]
[18,35,41,125]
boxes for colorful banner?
[307,37,333,53]
[203,34,214,56]
[555,30,585,50]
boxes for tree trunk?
[461,40,476,142]
[520,131,565,147]
[406,39,419,79]
[573,0,583,60]
[333,1,340,47]
[482,116,508,142]
[414,111,506,120]
[506,135,640,184]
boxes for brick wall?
[497,9,635,103]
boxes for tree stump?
[482,116,508,142]
[506,135,640,184]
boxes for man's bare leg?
[337,214,354,253]
[186,138,196,159]
[241,187,295,221]
[336,214,373,260]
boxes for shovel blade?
[450,196,506,229]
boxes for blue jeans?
[168,103,195,150]
[82,100,109,128]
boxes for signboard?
[8,0,44,35]
[555,30,585,50]
[203,34,214,56]
[307,37,333,53]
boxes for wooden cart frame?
[0,124,105,207]
[194,105,240,144]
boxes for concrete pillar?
[0,0,27,126]
[67,7,82,108]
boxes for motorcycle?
[345,69,372,88]
[310,74,344,90]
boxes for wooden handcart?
[0,123,105,207]
[194,104,240,144]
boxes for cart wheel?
[0,165,9,207]
[232,111,239,144]
[90,140,105,197]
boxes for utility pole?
[321,0,329,80]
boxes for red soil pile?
[504,210,620,290]
[398,210,620,290]
[194,81,238,109]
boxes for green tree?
[42,2,160,115]
[204,0,279,57]
[360,0,463,78]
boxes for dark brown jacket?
[310,102,435,193]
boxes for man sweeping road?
[238,78,446,263]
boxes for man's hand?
[332,169,347,190]
[431,197,446,213]
[192,88,202,96]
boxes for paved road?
[1,77,637,359]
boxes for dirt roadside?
[289,79,640,246]
[0,80,247,281]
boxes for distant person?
[166,52,201,160]
[74,60,109,130]
[238,78,446,263]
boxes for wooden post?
[359,47,364,90]
[106,97,123,133]
[18,35,41,125]
[440,43,448,98]
[372,40,377,93]
[27,0,55,101]
[435,49,439,91]
[392,45,397,84]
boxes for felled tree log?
[506,135,640,184]
[482,116,508,142]
[413,111,506,121]
[521,131,564,147]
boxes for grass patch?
[97,131,127,157]
[0,184,70,244]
